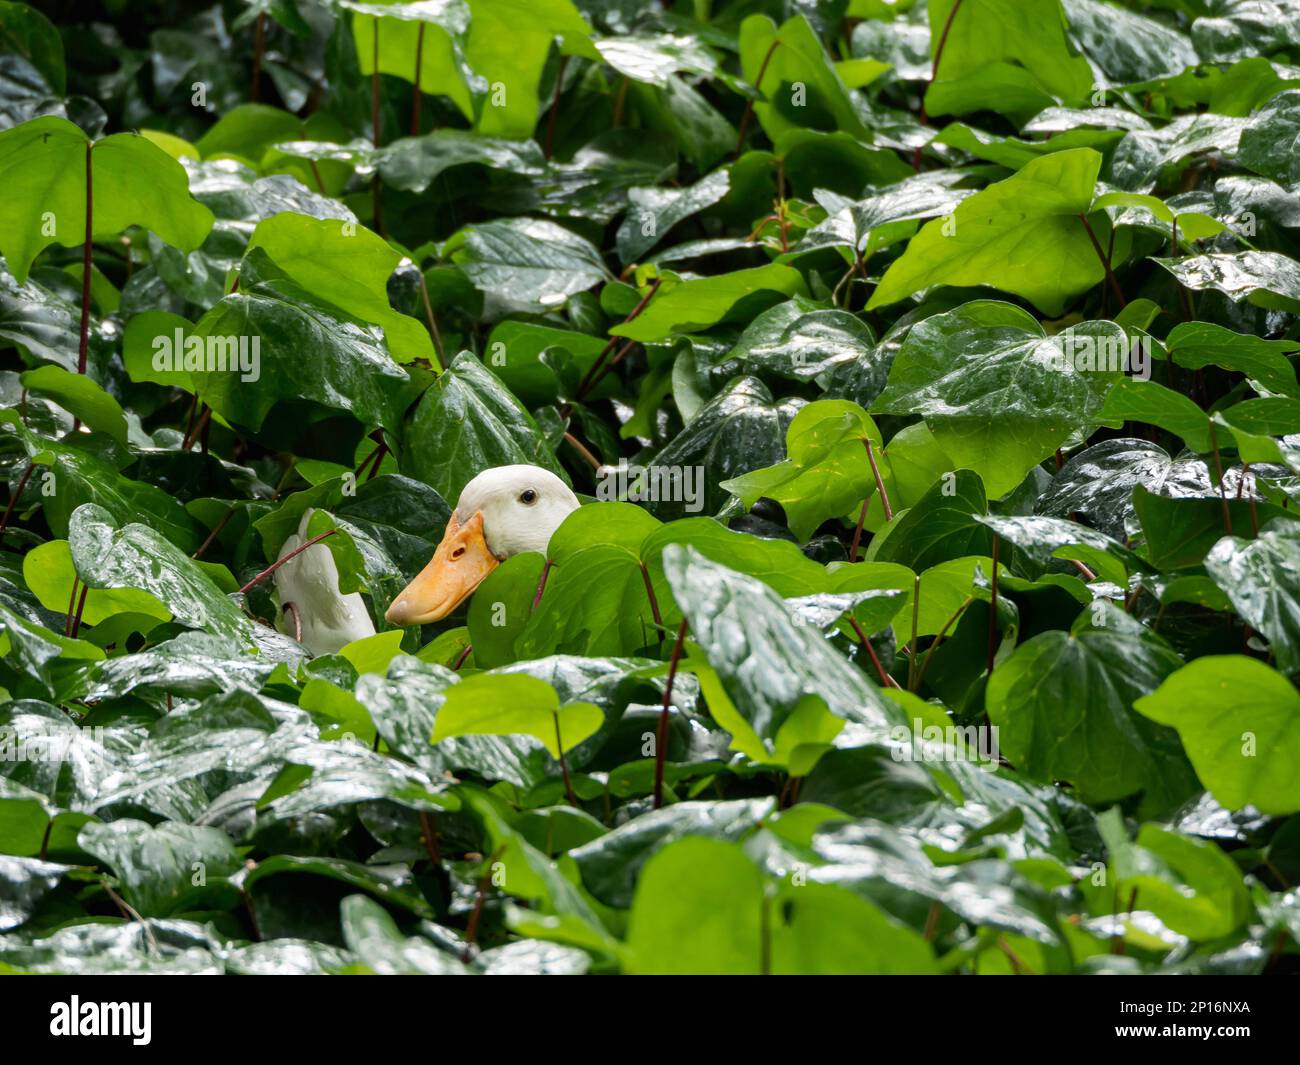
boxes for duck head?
[385,464,579,626]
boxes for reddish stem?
[251,12,266,103]
[411,23,424,136]
[238,530,337,594]
[77,141,93,377]
[530,559,553,610]
[735,37,781,157]
[864,438,892,522]
[574,279,661,401]
[0,462,35,544]
[653,620,689,809]
[543,55,569,161]
[849,617,901,688]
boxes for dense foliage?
[2,0,1300,975]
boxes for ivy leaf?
[190,248,422,437]
[926,0,1094,120]
[611,264,807,343]
[1164,321,1300,399]
[1136,656,1300,815]
[616,168,730,264]
[663,544,905,754]
[451,218,611,313]
[77,819,240,917]
[402,351,564,504]
[462,0,599,138]
[432,674,603,759]
[721,399,882,541]
[986,605,1192,805]
[1239,89,1300,185]
[0,116,214,284]
[1205,519,1300,672]
[18,364,126,446]
[68,503,252,648]
[245,213,433,362]
[868,149,1105,316]
[1152,251,1300,313]
[738,14,867,142]
[873,301,1122,497]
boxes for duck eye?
[519,489,538,505]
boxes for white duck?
[386,464,579,626]
[274,509,377,655]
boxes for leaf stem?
[411,23,424,136]
[555,714,577,807]
[639,561,664,638]
[452,642,473,670]
[77,141,94,378]
[238,529,336,594]
[1208,422,1234,536]
[922,0,964,126]
[251,12,266,103]
[563,430,602,472]
[864,438,892,521]
[418,810,441,866]
[370,20,384,236]
[543,55,569,160]
[531,559,553,610]
[417,266,446,370]
[1077,213,1126,309]
[735,38,781,157]
[573,278,661,401]
[0,462,35,545]
[192,504,236,560]
[849,617,901,688]
[654,619,689,809]
[848,495,869,563]
[907,574,920,689]
[986,535,1000,676]
[912,594,974,693]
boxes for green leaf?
[616,168,730,263]
[1100,810,1252,941]
[873,301,1123,497]
[663,545,905,756]
[721,399,882,541]
[610,264,807,343]
[18,365,126,446]
[738,14,867,142]
[68,503,252,648]
[1239,89,1300,185]
[1205,519,1300,672]
[452,218,610,313]
[1152,251,1300,313]
[1096,378,1212,453]
[987,605,1191,804]
[246,213,433,362]
[868,469,993,572]
[462,0,599,138]
[1164,321,1300,399]
[78,819,240,917]
[624,837,936,974]
[191,249,421,436]
[868,149,1105,316]
[432,673,603,758]
[0,116,214,284]
[1135,656,1300,815]
[402,351,564,503]
[926,0,1094,119]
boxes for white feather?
[273,509,376,656]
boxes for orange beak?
[385,510,499,626]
